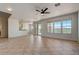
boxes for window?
[62,20,71,34]
[48,23,51,33]
[51,23,53,33]
[47,19,72,34]
[48,22,53,33]
[19,22,29,31]
[54,22,61,33]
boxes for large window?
[54,22,61,33]
[47,19,72,34]
[48,23,51,33]
[51,23,53,33]
[48,22,53,33]
[62,20,71,34]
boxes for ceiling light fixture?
[55,3,60,7]
[7,8,13,11]
[41,14,44,16]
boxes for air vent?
[55,3,60,7]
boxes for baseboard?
[8,35,28,39]
[42,36,77,42]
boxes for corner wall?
[8,18,28,38]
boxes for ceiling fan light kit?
[41,14,44,15]
[36,8,50,15]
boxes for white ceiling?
[0,3,79,22]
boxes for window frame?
[47,22,54,33]
[53,21,62,33]
[62,19,72,34]
[47,19,72,34]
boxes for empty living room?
[0,1,79,57]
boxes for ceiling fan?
[36,8,50,15]
[35,3,60,15]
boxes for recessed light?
[41,14,44,15]
[55,3,60,7]
[7,8,13,11]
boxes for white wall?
[78,11,79,42]
[8,18,28,38]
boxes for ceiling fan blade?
[41,9,43,12]
[44,12,50,14]
[43,8,48,12]
[36,10,40,12]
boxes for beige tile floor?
[0,35,79,55]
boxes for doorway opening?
[37,24,42,35]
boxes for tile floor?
[0,35,79,55]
